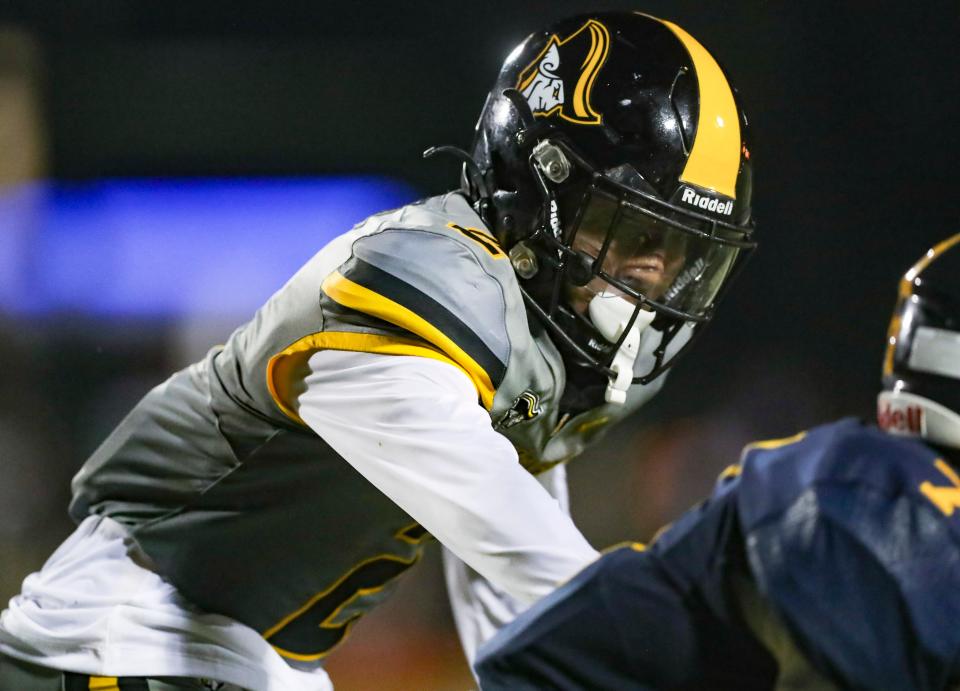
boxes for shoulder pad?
[322,223,514,409]
[739,420,960,688]
[737,419,936,527]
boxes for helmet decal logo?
[516,19,610,125]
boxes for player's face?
[565,200,686,317]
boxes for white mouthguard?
[588,292,656,404]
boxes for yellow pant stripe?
[88,677,120,691]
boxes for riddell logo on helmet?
[878,401,924,435]
[680,187,734,216]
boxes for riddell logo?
[877,402,924,435]
[680,187,734,216]
[549,199,562,239]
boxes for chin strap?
[588,293,657,404]
[877,390,960,449]
[422,145,493,223]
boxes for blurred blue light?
[0,177,417,318]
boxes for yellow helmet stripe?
[899,233,960,299]
[659,19,741,199]
[884,232,960,376]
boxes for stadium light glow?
[0,177,417,318]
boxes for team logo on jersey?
[496,391,543,430]
[516,19,610,125]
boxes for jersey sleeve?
[744,477,960,690]
[297,348,598,607]
[443,465,573,666]
[476,545,684,691]
[475,481,777,690]
[319,227,511,410]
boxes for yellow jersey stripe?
[717,463,742,481]
[600,540,647,554]
[741,431,808,459]
[88,678,120,691]
[321,271,497,409]
[266,331,473,424]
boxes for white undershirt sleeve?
[442,464,572,665]
[297,349,599,607]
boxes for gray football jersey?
[69,193,668,665]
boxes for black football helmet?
[879,234,960,449]
[442,11,755,406]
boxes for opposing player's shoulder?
[320,194,517,408]
[733,419,960,688]
[736,417,960,571]
[735,418,947,526]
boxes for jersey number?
[263,524,429,661]
[919,459,960,516]
[449,223,505,258]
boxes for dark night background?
[0,2,957,688]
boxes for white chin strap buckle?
[588,293,656,405]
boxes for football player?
[0,12,755,691]
[475,234,960,690]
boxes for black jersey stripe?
[332,257,507,390]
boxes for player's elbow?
[475,645,541,691]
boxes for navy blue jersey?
[475,419,960,690]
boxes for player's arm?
[475,482,776,690]
[475,544,684,691]
[298,348,599,605]
[740,475,960,691]
[442,464,572,664]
